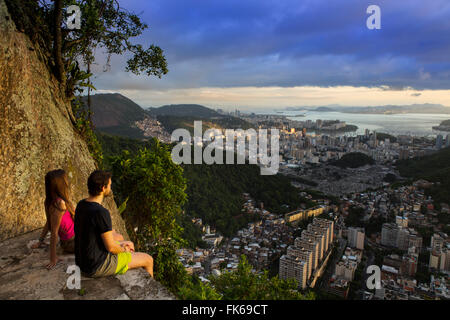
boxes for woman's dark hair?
[44,169,75,221]
[87,170,112,196]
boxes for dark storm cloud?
[93,0,450,90]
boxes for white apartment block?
[279,254,308,289]
[286,245,313,280]
[295,237,319,270]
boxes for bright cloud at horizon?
[90,0,450,109]
[97,86,450,111]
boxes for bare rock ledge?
[0,229,175,300]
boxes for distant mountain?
[314,106,336,112]
[146,104,255,135]
[81,93,148,128]
[284,104,450,114]
[80,95,254,140]
[337,104,450,114]
[146,104,224,118]
[80,93,168,140]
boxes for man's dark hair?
[87,170,112,196]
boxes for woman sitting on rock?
[31,169,77,269]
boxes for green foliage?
[345,206,365,228]
[178,276,222,300]
[97,133,312,246]
[345,205,385,237]
[396,147,450,206]
[117,197,128,215]
[181,148,312,237]
[208,255,315,300]
[155,115,254,136]
[95,131,152,165]
[289,175,318,187]
[177,214,208,249]
[383,173,397,183]
[71,96,104,167]
[109,137,189,294]
[331,152,375,168]
[6,0,168,99]
[376,132,397,143]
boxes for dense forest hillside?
[396,147,450,206]
[83,96,254,139]
[148,104,254,135]
[80,93,151,139]
[96,132,314,245]
[146,104,223,117]
[155,115,254,136]
[330,152,375,168]
[81,93,148,127]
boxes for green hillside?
[156,115,254,136]
[79,93,151,139]
[81,93,148,128]
[97,133,314,244]
[146,104,255,135]
[146,104,222,118]
[396,147,450,206]
[181,149,314,238]
[331,152,375,168]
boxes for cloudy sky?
[92,0,450,111]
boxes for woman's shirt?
[55,198,75,241]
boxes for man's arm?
[101,231,128,254]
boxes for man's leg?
[128,252,154,278]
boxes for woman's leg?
[60,238,75,253]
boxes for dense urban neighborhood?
[175,112,450,300]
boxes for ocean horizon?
[251,110,450,137]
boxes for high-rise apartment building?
[286,246,313,280]
[295,237,319,271]
[279,255,308,289]
[348,227,365,250]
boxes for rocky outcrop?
[0,229,175,300]
[0,1,177,300]
[0,0,127,240]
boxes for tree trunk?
[53,0,65,94]
[87,63,94,131]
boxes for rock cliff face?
[0,0,127,241]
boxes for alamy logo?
[366,265,382,290]
[170,121,280,175]
[366,5,381,30]
[66,5,81,30]
[66,265,81,290]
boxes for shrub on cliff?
[109,137,189,294]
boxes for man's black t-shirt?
[74,199,112,275]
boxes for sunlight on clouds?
[98,86,450,111]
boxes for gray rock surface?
[0,229,175,300]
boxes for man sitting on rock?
[74,170,154,278]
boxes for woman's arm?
[46,205,64,269]
[31,218,50,249]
